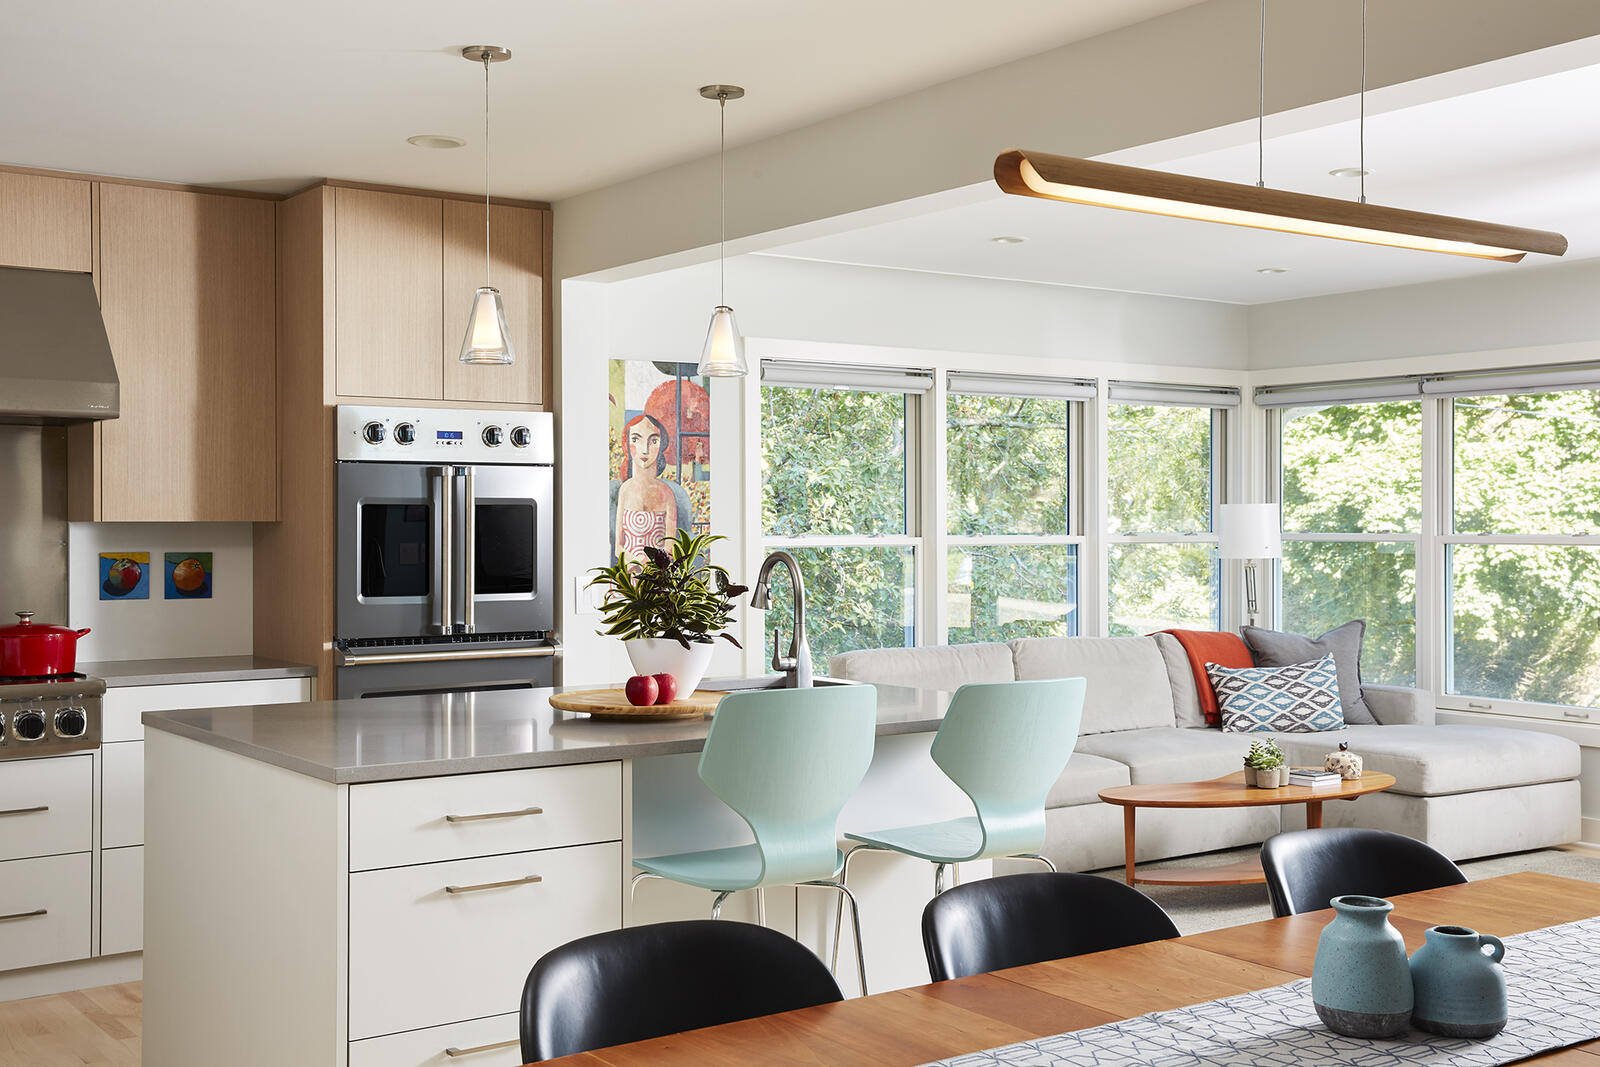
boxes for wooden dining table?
[539,872,1600,1066]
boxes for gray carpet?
[1088,846,1600,935]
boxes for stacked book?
[1288,766,1343,789]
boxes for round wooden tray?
[549,688,724,722]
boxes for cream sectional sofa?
[829,636,1581,870]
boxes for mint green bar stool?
[832,677,1085,972]
[630,684,877,995]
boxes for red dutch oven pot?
[0,612,91,677]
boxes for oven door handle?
[462,465,477,634]
[338,645,561,667]
[434,466,455,636]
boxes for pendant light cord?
[718,92,727,306]
[1256,0,1265,188]
[1359,0,1368,204]
[483,55,492,284]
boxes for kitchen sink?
[702,674,856,691]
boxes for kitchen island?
[141,678,977,1067]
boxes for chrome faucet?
[749,550,812,688]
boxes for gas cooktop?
[0,674,104,758]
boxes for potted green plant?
[1244,738,1288,788]
[588,531,745,695]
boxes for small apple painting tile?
[164,552,213,600]
[99,552,150,600]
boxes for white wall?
[67,523,253,662]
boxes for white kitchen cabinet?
[0,753,93,862]
[100,742,143,848]
[102,676,310,742]
[100,845,143,956]
[0,852,92,972]
[348,1012,521,1067]
[349,761,621,871]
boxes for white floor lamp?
[1216,504,1282,629]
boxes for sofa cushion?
[1009,637,1176,734]
[1151,633,1207,729]
[1244,620,1378,725]
[1270,724,1581,798]
[1208,655,1345,734]
[1077,727,1257,784]
[827,643,1014,690]
[1046,752,1132,809]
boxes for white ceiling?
[0,0,1205,200]
[758,61,1600,305]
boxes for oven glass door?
[462,464,553,635]
[337,462,451,641]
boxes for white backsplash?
[66,523,253,662]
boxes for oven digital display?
[435,430,464,441]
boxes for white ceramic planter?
[624,639,716,696]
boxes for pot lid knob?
[14,611,33,624]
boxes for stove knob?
[362,421,386,445]
[509,425,532,448]
[482,425,504,447]
[0,716,6,743]
[14,710,45,742]
[394,422,416,445]
[54,708,87,738]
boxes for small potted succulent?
[1244,738,1288,788]
[588,531,744,696]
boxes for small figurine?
[1325,741,1364,780]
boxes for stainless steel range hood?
[0,266,118,423]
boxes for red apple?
[652,673,679,705]
[624,674,658,707]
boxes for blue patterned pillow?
[1206,654,1346,733]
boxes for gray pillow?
[1241,620,1377,725]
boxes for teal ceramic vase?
[1409,925,1508,1038]
[1312,895,1414,1038]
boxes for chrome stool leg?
[629,870,659,901]
[710,889,733,920]
[755,886,767,926]
[831,843,885,974]
[934,862,949,896]
[807,879,868,998]
[1012,853,1057,873]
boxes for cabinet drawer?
[0,852,91,971]
[101,845,143,956]
[350,762,621,872]
[0,753,92,861]
[102,741,144,848]
[104,677,310,742]
[349,841,620,1040]
[349,1012,521,1067]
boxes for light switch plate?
[573,575,603,616]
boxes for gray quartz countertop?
[83,656,317,688]
[141,677,950,784]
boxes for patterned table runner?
[927,915,1600,1066]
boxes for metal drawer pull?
[0,909,47,923]
[445,805,544,824]
[444,1038,520,1057]
[444,874,541,895]
[0,805,48,817]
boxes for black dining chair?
[922,872,1180,982]
[1261,827,1467,918]
[519,919,844,1062]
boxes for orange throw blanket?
[1156,629,1254,727]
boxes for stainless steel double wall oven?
[334,405,556,698]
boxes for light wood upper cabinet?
[443,201,545,405]
[0,171,91,272]
[334,188,443,400]
[95,184,277,521]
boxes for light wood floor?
[0,982,140,1066]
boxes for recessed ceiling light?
[1256,266,1289,275]
[407,134,466,149]
[990,235,1027,245]
[1328,167,1369,178]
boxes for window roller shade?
[1420,363,1600,399]
[1107,381,1240,408]
[947,371,1096,400]
[1254,378,1424,408]
[1257,362,1600,408]
[761,360,934,394]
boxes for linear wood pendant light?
[993,150,1567,262]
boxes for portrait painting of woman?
[615,413,679,563]
[609,360,711,565]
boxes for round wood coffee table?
[1097,770,1396,887]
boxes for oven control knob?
[14,710,45,742]
[482,425,504,447]
[362,421,386,445]
[509,425,531,448]
[393,422,416,445]
[0,716,6,743]
[54,708,87,739]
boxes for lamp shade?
[458,286,515,365]
[698,304,747,377]
[1216,503,1282,560]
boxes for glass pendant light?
[697,84,748,377]
[459,45,516,366]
